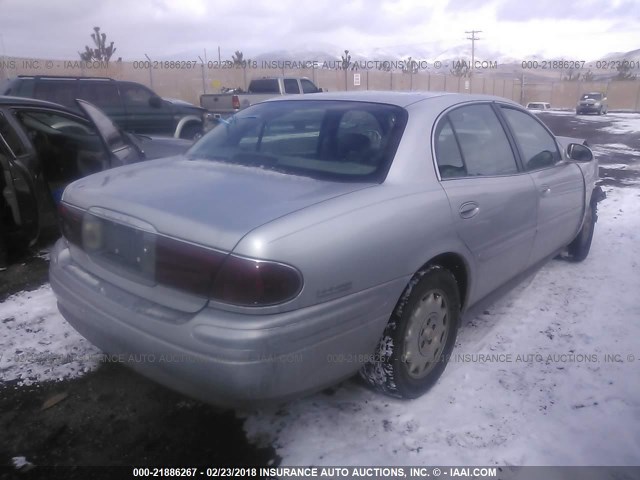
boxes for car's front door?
[0,110,46,242]
[118,82,174,135]
[434,103,538,304]
[498,106,584,265]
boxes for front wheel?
[567,203,596,262]
[360,266,461,398]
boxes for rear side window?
[434,119,465,178]
[283,79,300,94]
[500,107,560,171]
[188,100,407,182]
[33,80,77,108]
[444,104,518,177]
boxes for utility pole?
[465,30,482,76]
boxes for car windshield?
[582,93,603,100]
[187,100,408,182]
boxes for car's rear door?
[433,103,538,304]
[497,106,584,265]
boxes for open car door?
[75,99,145,167]
[0,111,41,245]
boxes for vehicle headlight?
[594,102,601,106]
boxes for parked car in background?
[50,91,604,407]
[0,96,191,258]
[526,101,551,110]
[576,92,608,115]
[200,77,322,119]
[2,75,208,139]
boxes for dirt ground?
[1,111,638,474]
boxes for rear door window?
[283,79,300,94]
[77,82,120,108]
[33,80,78,109]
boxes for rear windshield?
[187,100,408,182]
[248,79,280,93]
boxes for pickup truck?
[200,77,322,118]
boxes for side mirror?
[149,96,162,108]
[567,143,593,162]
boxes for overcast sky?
[0,0,638,61]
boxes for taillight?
[231,95,240,110]
[211,255,302,306]
[155,236,226,297]
[58,202,83,246]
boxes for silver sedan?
[50,91,603,407]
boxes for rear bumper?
[49,239,405,407]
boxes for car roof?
[266,90,521,108]
[0,95,83,115]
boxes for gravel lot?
[1,110,639,471]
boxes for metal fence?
[2,56,640,111]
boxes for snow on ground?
[243,185,640,466]
[0,286,101,385]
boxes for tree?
[615,62,637,80]
[582,70,595,81]
[231,50,244,66]
[563,69,580,81]
[78,27,117,63]
[341,50,352,70]
[403,56,418,74]
[450,61,470,77]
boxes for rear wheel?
[180,123,203,140]
[360,266,460,398]
[567,203,596,262]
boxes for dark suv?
[1,76,207,139]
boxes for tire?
[179,123,203,140]
[575,110,581,115]
[567,203,596,262]
[360,266,461,398]
[597,107,602,115]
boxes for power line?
[465,30,482,76]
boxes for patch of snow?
[598,115,640,134]
[244,185,640,466]
[0,286,101,385]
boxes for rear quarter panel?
[232,182,471,314]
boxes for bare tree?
[615,62,637,80]
[340,50,352,70]
[78,27,117,63]
[450,61,470,77]
[563,69,581,81]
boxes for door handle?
[459,201,480,219]
[540,185,551,196]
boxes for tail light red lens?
[231,95,240,110]
[212,255,302,306]
[155,235,226,297]
[58,202,83,246]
